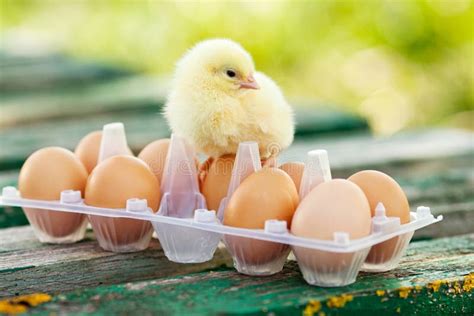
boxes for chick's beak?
[239,74,260,90]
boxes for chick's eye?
[226,70,236,78]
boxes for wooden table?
[0,52,473,315]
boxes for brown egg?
[224,168,298,266]
[139,138,200,186]
[279,162,305,192]
[18,147,89,242]
[291,179,371,273]
[200,154,278,212]
[200,155,235,211]
[292,179,371,239]
[74,131,102,173]
[138,139,170,183]
[85,155,160,252]
[348,170,410,222]
[224,168,298,228]
[75,131,134,173]
[348,170,410,264]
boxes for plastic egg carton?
[22,205,88,244]
[0,128,443,287]
[152,135,221,263]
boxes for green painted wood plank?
[0,171,25,228]
[282,129,474,169]
[0,205,24,229]
[294,107,368,136]
[5,234,473,315]
[0,107,169,169]
[0,53,71,67]
[0,53,130,93]
[0,226,232,298]
[0,76,168,127]
[0,108,170,170]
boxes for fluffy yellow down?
[164,38,294,158]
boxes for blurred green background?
[1,0,473,134]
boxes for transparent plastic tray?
[1,125,443,287]
[0,187,442,284]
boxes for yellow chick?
[164,39,294,159]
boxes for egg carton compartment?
[154,202,222,263]
[361,208,418,272]
[215,141,291,276]
[224,235,290,276]
[24,207,88,244]
[361,232,413,272]
[153,221,221,263]
[151,134,222,263]
[223,220,291,276]
[293,245,371,287]
[88,215,154,253]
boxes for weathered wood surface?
[0,54,130,93]
[2,234,472,315]
[0,76,168,128]
[0,226,232,298]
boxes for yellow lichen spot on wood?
[303,299,321,316]
[0,302,27,315]
[326,294,353,308]
[0,293,51,314]
[376,289,385,296]
[427,280,446,292]
[463,273,474,292]
[18,293,51,307]
[398,287,411,299]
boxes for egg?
[74,131,102,173]
[18,147,88,242]
[348,170,410,264]
[75,130,134,173]
[348,170,410,222]
[224,168,298,228]
[279,162,304,192]
[291,179,371,273]
[138,139,170,183]
[139,138,201,187]
[200,155,235,212]
[85,155,160,252]
[223,168,298,267]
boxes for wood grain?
[0,226,232,298]
[7,234,473,315]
